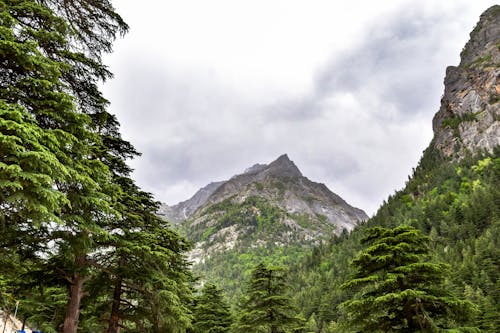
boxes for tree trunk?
[106,276,122,333]
[62,274,86,333]
[1,306,10,333]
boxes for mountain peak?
[160,154,367,230]
[265,154,302,178]
[460,5,500,66]
[432,6,499,158]
[276,153,291,161]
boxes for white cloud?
[103,0,498,215]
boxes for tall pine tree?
[340,225,478,332]
[1,2,195,333]
[192,283,232,333]
[235,263,304,333]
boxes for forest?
[1,1,498,333]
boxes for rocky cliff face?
[157,181,225,223]
[197,154,367,229]
[161,154,367,262]
[432,5,500,157]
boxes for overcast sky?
[102,0,497,216]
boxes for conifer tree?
[192,283,232,333]
[340,225,478,332]
[0,0,86,226]
[95,180,193,333]
[1,3,111,330]
[235,263,304,333]
[0,2,195,333]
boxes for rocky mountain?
[432,5,499,157]
[158,181,225,223]
[161,154,366,228]
[289,7,500,330]
[196,154,366,227]
[164,154,368,233]
[160,154,367,267]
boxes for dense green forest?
[0,1,192,332]
[1,1,498,333]
[290,147,500,332]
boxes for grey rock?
[177,154,367,231]
[158,181,225,223]
[183,155,367,256]
[160,154,368,261]
[432,5,500,158]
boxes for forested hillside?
[1,1,498,333]
[291,147,499,332]
[174,154,367,301]
[288,5,500,332]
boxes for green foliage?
[84,181,194,333]
[290,147,500,332]
[0,1,194,333]
[234,263,304,333]
[194,244,308,304]
[0,101,68,224]
[441,113,479,136]
[189,196,286,243]
[188,195,336,303]
[340,226,477,332]
[191,284,232,333]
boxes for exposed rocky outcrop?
[200,154,366,227]
[157,181,225,223]
[168,154,367,263]
[432,5,500,157]
[161,154,366,229]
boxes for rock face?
[157,181,225,223]
[161,154,367,261]
[197,154,367,229]
[432,5,500,157]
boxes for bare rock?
[432,5,500,157]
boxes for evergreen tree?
[235,263,304,333]
[98,180,193,333]
[1,2,196,333]
[304,313,319,333]
[0,0,87,227]
[339,225,478,332]
[1,3,112,330]
[192,283,232,333]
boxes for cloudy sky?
[102,0,497,216]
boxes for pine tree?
[235,263,304,333]
[99,180,193,333]
[0,0,85,227]
[1,3,110,330]
[1,3,197,331]
[192,283,232,333]
[340,225,478,332]
[1,1,149,332]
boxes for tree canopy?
[0,1,193,332]
[235,263,304,333]
[191,283,232,333]
[340,225,478,332]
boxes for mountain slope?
[289,6,500,332]
[158,181,224,223]
[174,154,366,254]
[160,154,367,298]
[433,5,500,157]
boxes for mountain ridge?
[289,7,500,330]
[432,5,499,158]
[159,154,367,230]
